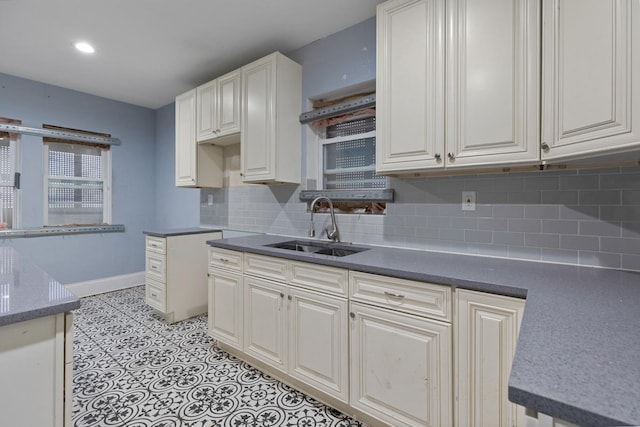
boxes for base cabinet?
[455,289,525,427]
[350,301,452,427]
[288,286,348,403]
[0,312,73,427]
[145,231,221,323]
[244,276,288,372]
[207,248,527,427]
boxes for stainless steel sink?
[265,240,369,257]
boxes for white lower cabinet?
[208,269,243,350]
[288,286,348,403]
[145,231,221,323]
[207,249,528,427]
[350,301,452,427]
[455,289,525,427]
[244,276,288,372]
[0,312,73,427]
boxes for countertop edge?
[0,299,80,327]
[143,228,223,237]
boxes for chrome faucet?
[309,196,340,242]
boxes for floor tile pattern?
[72,286,361,427]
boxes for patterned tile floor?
[72,286,362,427]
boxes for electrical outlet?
[462,191,476,211]
[207,194,213,206]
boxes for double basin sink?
[265,240,369,258]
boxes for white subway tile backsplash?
[560,235,600,251]
[525,233,560,249]
[508,219,542,233]
[541,219,579,235]
[201,167,640,271]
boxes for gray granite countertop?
[143,227,223,238]
[0,247,80,327]
[207,234,640,427]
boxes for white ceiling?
[0,0,382,109]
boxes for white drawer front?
[244,253,288,283]
[145,252,166,283]
[349,271,451,321]
[145,279,166,312]
[146,236,166,254]
[290,261,348,297]
[209,248,243,272]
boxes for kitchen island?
[208,234,640,427]
[0,246,80,427]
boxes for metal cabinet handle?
[447,152,455,161]
[434,153,441,161]
[280,292,285,298]
[219,258,229,263]
[288,295,292,301]
[349,312,356,319]
[384,291,405,300]
[541,142,550,152]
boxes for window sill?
[0,224,125,238]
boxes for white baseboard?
[65,271,145,297]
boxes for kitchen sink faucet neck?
[309,196,340,242]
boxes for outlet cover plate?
[462,191,476,211]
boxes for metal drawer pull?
[384,291,405,299]
[219,258,229,262]
[280,292,285,298]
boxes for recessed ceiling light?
[74,42,95,54]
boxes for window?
[43,126,111,226]
[0,118,20,229]
[320,116,385,190]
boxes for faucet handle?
[326,226,340,242]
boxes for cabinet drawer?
[290,261,348,297]
[146,236,166,254]
[145,279,166,312]
[244,253,288,283]
[349,271,451,321]
[145,252,166,283]
[209,248,243,272]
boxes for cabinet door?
[376,0,445,174]
[196,79,217,142]
[350,302,452,427]
[208,270,243,350]
[217,70,241,137]
[241,55,276,181]
[446,0,540,168]
[541,0,640,161]
[175,89,197,186]
[244,276,287,372]
[288,287,348,403]
[455,289,525,427]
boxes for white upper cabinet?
[241,52,302,184]
[376,0,445,173]
[541,0,640,162]
[175,89,198,186]
[446,0,540,168]
[377,0,540,174]
[175,89,224,188]
[196,69,241,145]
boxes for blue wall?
[0,73,157,283]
